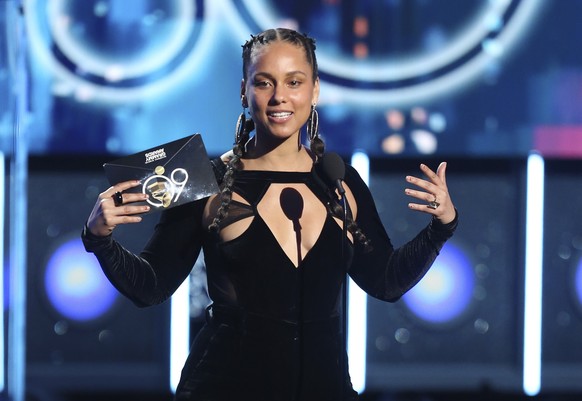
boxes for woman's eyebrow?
[253,70,308,79]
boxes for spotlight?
[574,257,582,311]
[403,242,475,325]
[44,238,118,322]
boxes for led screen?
[11,0,582,159]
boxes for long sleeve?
[81,198,207,307]
[344,164,458,302]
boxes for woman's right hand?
[86,180,150,237]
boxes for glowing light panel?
[523,152,544,396]
[348,151,370,394]
[44,238,118,322]
[403,243,474,324]
[170,276,190,393]
[0,151,5,392]
[576,258,582,308]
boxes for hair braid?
[347,217,373,252]
[326,191,373,252]
[242,28,318,83]
[309,123,325,161]
[208,119,252,233]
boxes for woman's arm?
[82,198,207,307]
[345,164,458,302]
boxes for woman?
[83,28,457,401]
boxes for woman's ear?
[312,77,320,105]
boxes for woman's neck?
[242,135,313,172]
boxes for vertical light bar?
[0,152,5,392]
[523,152,544,396]
[348,151,369,393]
[170,278,190,392]
[7,2,28,400]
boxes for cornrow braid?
[308,106,325,161]
[347,211,373,252]
[323,177,373,253]
[208,117,253,233]
[310,135,325,161]
[242,28,318,83]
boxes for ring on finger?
[428,194,440,210]
[112,191,124,207]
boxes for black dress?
[82,162,457,401]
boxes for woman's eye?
[254,80,271,87]
[289,80,301,87]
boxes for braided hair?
[209,28,371,251]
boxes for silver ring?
[428,200,440,210]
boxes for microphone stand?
[319,153,350,401]
[336,181,348,401]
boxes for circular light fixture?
[24,0,219,103]
[44,238,118,322]
[47,0,195,81]
[226,0,544,107]
[402,242,475,325]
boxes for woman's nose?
[271,85,287,103]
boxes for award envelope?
[103,134,219,214]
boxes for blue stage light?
[402,242,474,325]
[576,257,582,308]
[44,238,118,322]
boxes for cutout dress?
[82,161,457,401]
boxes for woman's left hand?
[405,162,456,224]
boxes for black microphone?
[321,152,346,196]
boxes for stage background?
[1,1,582,400]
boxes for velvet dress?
[82,159,457,401]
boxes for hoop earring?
[235,112,245,145]
[307,104,319,142]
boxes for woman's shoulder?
[344,162,365,184]
[343,162,373,199]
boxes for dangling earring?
[307,104,319,143]
[235,95,254,146]
[235,110,247,145]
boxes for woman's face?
[243,40,319,144]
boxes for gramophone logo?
[142,165,189,208]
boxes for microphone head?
[321,152,345,182]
